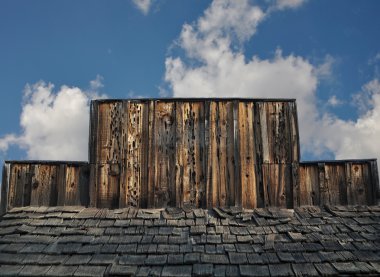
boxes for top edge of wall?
[92,98,297,103]
[5,160,89,165]
[300,159,377,165]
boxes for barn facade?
[1,98,379,213]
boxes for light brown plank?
[238,102,257,208]
[153,101,176,207]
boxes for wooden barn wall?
[0,162,90,214]
[297,161,379,206]
[89,99,300,209]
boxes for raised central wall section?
[89,99,300,209]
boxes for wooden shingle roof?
[0,205,379,276]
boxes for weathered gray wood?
[298,164,320,206]
[370,160,379,204]
[262,164,292,208]
[177,102,205,208]
[153,101,176,207]
[8,164,32,208]
[124,101,148,207]
[1,164,9,215]
[30,164,58,206]
[238,101,257,208]
[256,102,298,164]
[347,163,369,205]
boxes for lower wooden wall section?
[1,159,379,213]
[1,161,89,215]
[296,160,379,206]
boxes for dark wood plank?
[8,164,32,208]
[323,164,346,205]
[1,164,9,214]
[30,164,58,206]
[298,164,320,206]
[147,101,156,208]
[153,101,176,207]
[370,160,379,205]
[347,163,369,205]
[262,164,291,208]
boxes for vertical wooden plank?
[318,163,328,205]
[194,102,206,208]
[347,163,368,205]
[208,101,218,207]
[78,164,90,206]
[89,163,98,207]
[323,164,346,205]
[96,102,123,208]
[175,102,184,207]
[153,101,176,207]
[298,164,320,206]
[56,164,67,206]
[258,102,294,164]
[238,102,257,208]
[292,163,300,207]
[147,101,156,208]
[262,164,290,208]
[119,101,128,208]
[89,101,99,164]
[64,165,80,205]
[233,100,241,207]
[30,164,58,206]
[125,101,147,207]
[204,101,211,208]
[370,160,379,205]
[177,101,205,208]
[8,164,32,208]
[225,101,235,206]
[140,101,149,208]
[1,163,9,215]
[289,102,300,162]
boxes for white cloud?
[310,78,380,160]
[165,0,380,167]
[132,0,153,15]
[0,78,106,161]
[273,0,307,10]
[327,95,343,107]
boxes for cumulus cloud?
[310,79,380,160]
[132,0,153,15]
[327,95,343,107]
[0,78,106,161]
[164,0,380,165]
[272,0,307,10]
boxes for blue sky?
[1,0,380,174]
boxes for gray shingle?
[74,265,106,277]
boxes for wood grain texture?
[177,102,206,208]
[153,102,176,207]
[262,164,291,208]
[1,164,9,215]
[30,164,58,206]
[237,102,257,208]
[257,102,298,164]
[298,164,320,206]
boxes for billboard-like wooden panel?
[89,99,300,208]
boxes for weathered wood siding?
[298,160,379,206]
[2,99,378,211]
[89,99,300,209]
[0,162,89,214]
